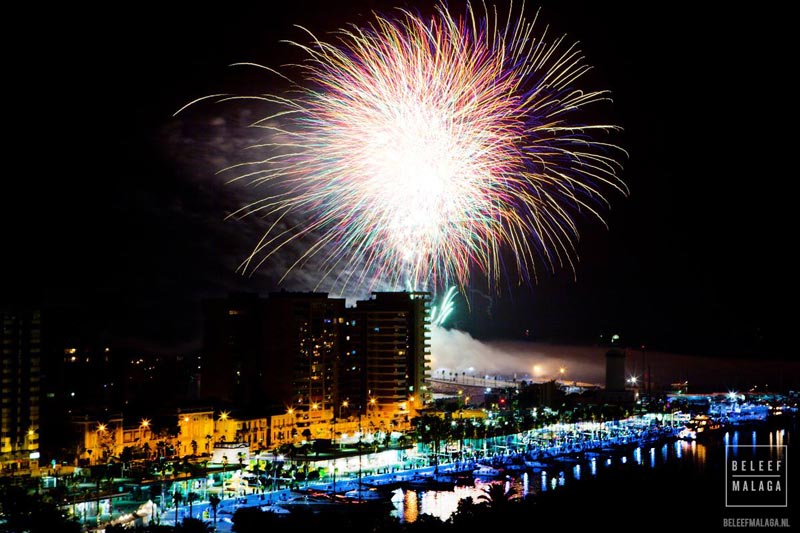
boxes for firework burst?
[186,1,627,293]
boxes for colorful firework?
[188,1,627,293]
[431,286,459,328]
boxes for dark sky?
[2,2,792,360]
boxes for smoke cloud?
[431,326,606,384]
[431,326,800,391]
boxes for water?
[390,424,793,523]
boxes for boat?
[276,491,344,511]
[472,464,506,479]
[343,486,394,503]
[679,415,724,440]
[404,473,456,491]
[277,489,390,513]
[523,459,549,471]
[259,504,290,515]
[363,477,404,491]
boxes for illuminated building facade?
[202,291,429,418]
[0,309,40,472]
[343,292,430,413]
[266,292,346,411]
[203,292,346,411]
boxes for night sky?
[2,2,792,361]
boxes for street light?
[287,408,295,443]
[368,398,377,418]
[339,401,349,420]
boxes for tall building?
[604,348,635,406]
[343,292,430,412]
[202,293,270,406]
[605,348,626,392]
[265,292,346,411]
[202,292,346,411]
[1,308,41,473]
[201,291,430,416]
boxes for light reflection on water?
[391,427,790,523]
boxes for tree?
[477,482,518,512]
[231,506,283,533]
[178,517,213,532]
[187,491,200,519]
[191,440,198,456]
[0,485,81,533]
[173,490,184,525]
[120,446,134,464]
[412,414,452,463]
[208,493,221,530]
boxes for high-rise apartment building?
[1,309,41,472]
[202,291,429,415]
[202,293,270,406]
[342,292,430,412]
[265,291,346,411]
[202,292,346,411]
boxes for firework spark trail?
[191,1,627,294]
[431,286,459,328]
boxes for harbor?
[86,407,793,531]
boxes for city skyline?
[1,4,797,530]
[2,1,791,362]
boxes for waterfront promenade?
[94,414,681,530]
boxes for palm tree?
[172,490,184,525]
[187,491,199,519]
[208,494,220,531]
[190,440,198,456]
[412,414,451,463]
[156,440,167,459]
[477,482,517,512]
